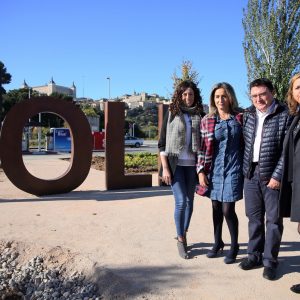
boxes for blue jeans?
[171,166,197,237]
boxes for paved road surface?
[24,140,158,160]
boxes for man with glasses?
[239,78,291,280]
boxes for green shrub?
[124,152,157,169]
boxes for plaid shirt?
[197,113,243,175]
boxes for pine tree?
[0,61,12,123]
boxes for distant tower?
[49,76,55,84]
[71,81,76,98]
[21,79,29,89]
[48,77,56,94]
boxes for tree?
[94,105,104,130]
[81,106,98,117]
[171,60,203,99]
[0,61,12,123]
[172,59,200,88]
[125,105,158,138]
[50,92,73,102]
[2,88,37,116]
[242,0,300,100]
[2,89,66,128]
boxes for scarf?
[165,106,201,156]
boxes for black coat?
[279,115,300,222]
[243,100,291,184]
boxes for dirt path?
[0,158,299,299]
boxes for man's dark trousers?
[244,164,283,268]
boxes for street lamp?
[38,112,42,152]
[106,77,111,100]
[28,86,42,152]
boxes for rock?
[0,242,102,299]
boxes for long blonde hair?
[286,73,300,115]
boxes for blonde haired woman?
[279,73,300,293]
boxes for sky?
[2,0,252,108]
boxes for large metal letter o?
[0,97,93,196]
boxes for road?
[23,140,158,160]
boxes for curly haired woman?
[158,80,204,259]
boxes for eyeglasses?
[250,91,267,100]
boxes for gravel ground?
[0,241,102,300]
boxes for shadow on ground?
[0,186,173,203]
[89,264,198,299]
[189,241,300,280]
[277,241,300,279]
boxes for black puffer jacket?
[243,100,291,184]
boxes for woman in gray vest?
[158,80,204,259]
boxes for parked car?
[124,136,144,148]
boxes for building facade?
[121,92,168,109]
[21,78,76,99]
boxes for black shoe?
[224,244,239,264]
[263,267,276,280]
[206,241,224,258]
[177,241,189,259]
[238,257,262,270]
[291,284,300,294]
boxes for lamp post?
[38,112,42,152]
[24,86,31,151]
[28,86,42,152]
[106,77,111,100]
